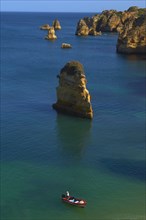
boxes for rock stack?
[52,61,93,119]
[53,19,61,30]
[45,27,57,40]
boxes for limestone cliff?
[116,14,146,54]
[52,61,93,119]
[75,18,101,36]
[45,27,57,40]
[75,7,146,36]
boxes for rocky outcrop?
[75,18,101,36]
[75,19,90,36]
[53,19,61,30]
[89,29,101,36]
[40,19,61,31]
[40,24,50,30]
[61,43,72,48]
[45,27,57,40]
[52,61,93,119]
[96,10,122,32]
[75,7,146,36]
[116,14,146,54]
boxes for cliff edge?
[116,13,146,54]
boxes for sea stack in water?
[52,61,93,119]
[53,19,61,30]
[45,27,57,40]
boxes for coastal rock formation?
[61,43,72,48]
[53,19,61,30]
[89,29,101,36]
[40,24,50,30]
[96,10,121,32]
[52,61,93,119]
[75,19,90,36]
[116,14,146,54]
[75,7,146,36]
[75,18,101,36]
[45,27,57,40]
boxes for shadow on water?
[119,54,146,61]
[55,113,92,161]
[100,158,146,182]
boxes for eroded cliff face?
[75,18,101,36]
[75,19,89,36]
[75,7,146,36]
[116,14,146,54]
[52,61,93,119]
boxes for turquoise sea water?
[1,12,146,220]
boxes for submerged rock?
[52,61,93,119]
[45,27,57,40]
[53,19,61,30]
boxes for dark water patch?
[119,54,146,61]
[100,158,146,182]
[127,77,146,97]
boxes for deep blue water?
[1,12,146,220]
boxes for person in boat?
[66,191,69,197]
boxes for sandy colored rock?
[75,19,89,36]
[52,61,93,119]
[116,14,146,54]
[45,27,57,40]
[96,10,121,32]
[53,19,61,30]
[75,7,146,36]
[61,43,72,48]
